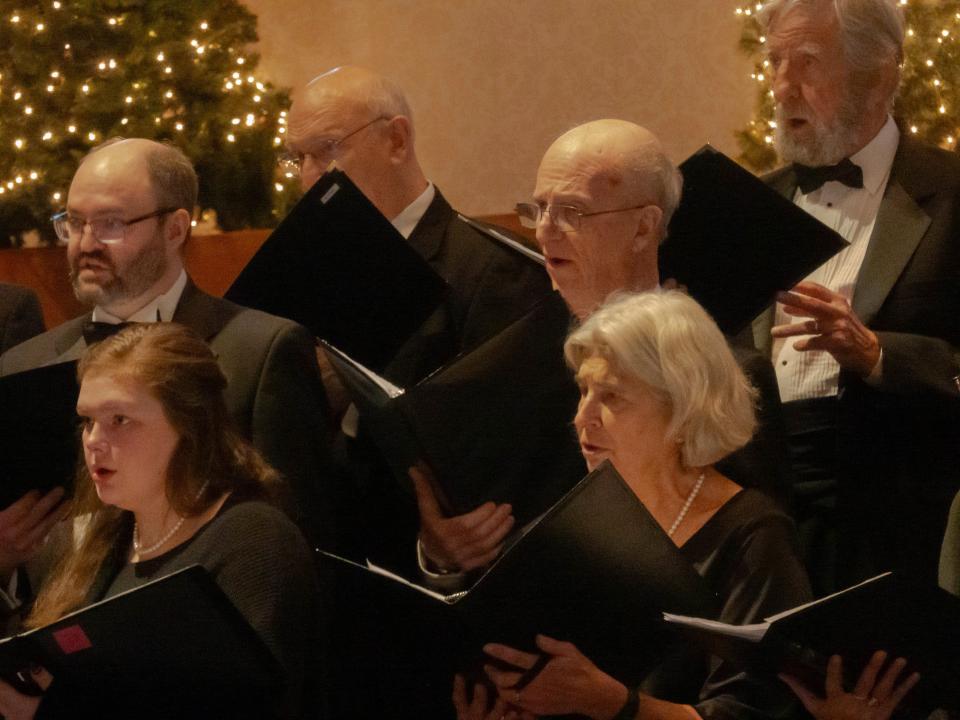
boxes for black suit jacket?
[384,188,552,386]
[0,283,44,354]
[754,135,960,585]
[340,189,554,565]
[0,280,333,549]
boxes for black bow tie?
[82,321,134,345]
[793,158,864,194]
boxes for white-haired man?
[756,0,960,592]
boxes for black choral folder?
[661,145,849,335]
[225,166,449,374]
[320,461,717,685]
[321,291,586,526]
[0,360,79,508]
[665,572,960,713]
[0,565,282,716]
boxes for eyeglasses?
[515,202,650,233]
[51,207,177,244]
[277,116,389,173]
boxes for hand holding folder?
[411,464,515,574]
[661,145,849,335]
[321,461,716,702]
[779,650,920,720]
[664,571,960,714]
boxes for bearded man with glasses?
[0,137,333,568]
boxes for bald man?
[286,67,550,572]
[287,65,550,387]
[0,138,332,551]
[417,120,788,575]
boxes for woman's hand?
[453,674,535,720]
[780,651,920,720]
[482,634,626,719]
[0,666,53,720]
[411,465,514,573]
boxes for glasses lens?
[515,203,539,229]
[51,213,70,242]
[553,206,579,232]
[95,217,126,244]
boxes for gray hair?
[356,73,415,137]
[564,290,757,468]
[84,137,198,214]
[759,0,904,108]
[639,149,683,241]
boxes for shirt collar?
[391,182,435,240]
[92,268,188,324]
[849,114,899,196]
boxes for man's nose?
[772,59,797,103]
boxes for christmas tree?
[735,0,960,172]
[0,0,298,247]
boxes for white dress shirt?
[774,116,899,402]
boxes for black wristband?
[611,685,640,720]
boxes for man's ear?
[385,115,413,161]
[164,208,192,251]
[633,204,663,252]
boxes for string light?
[0,10,291,228]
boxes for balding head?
[530,120,682,320]
[81,138,198,215]
[541,120,682,231]
[287,66,427,218]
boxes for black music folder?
[0,361,79,507]
[321,291,585,526]
[0,565,282,717]
[665,572,960,713]
[321,461,716,686]
[225,167,449,373]
[661,145,849,335]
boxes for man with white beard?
[752,0,960,594]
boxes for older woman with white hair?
[456,290,811,720]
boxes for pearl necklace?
[133,479,210,559]
[667,472,706,537]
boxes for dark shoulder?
[696,488,799,564]
[893,134,960,193]
[718,488,794,534]
[201,499,310,552]
[0,316,85,376]
[0,282,38,306]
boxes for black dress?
[37,497,323,719]
[642,488,813,720]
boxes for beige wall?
[245,0,756,216]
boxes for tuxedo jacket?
[755,135,960,585]
[0,280,333,549]
[0,283,44,354]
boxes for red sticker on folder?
[52,625,93,654]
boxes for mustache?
[75,250,115,269]
[776,102,812,122]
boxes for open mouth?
[91,467,116,482]
[546,255,572,270]
[787,118,809,131]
